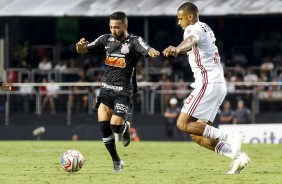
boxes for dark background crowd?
[0,14,282,116]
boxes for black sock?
[110,123,126,134]
[100,121,120,162]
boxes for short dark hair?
[110,11,128,24]
[178,2,199,14]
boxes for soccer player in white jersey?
[163,2,251,174]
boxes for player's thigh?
[208,84,226,122]
[177,112,198,124]
[182,83,226,122]
[111,95,131,125]
[98,103,113,122]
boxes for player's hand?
[1,82,12,91]
[148,48,160,58]
[162,46,180,57]
[76,38,89,54]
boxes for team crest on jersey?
[121,43,130,54]
[108,37,114,41]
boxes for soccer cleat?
[113,160,124,173]
[227,152,251,174]
[226,133,245,159]
[122,121,131,147]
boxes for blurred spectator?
[163,98,181,141]
[17,59,32,82]
[38,57,52,82]
[18,59,31,70]
[244,67,258,89]
[233,63,245,76]
[175,78,187,102]
[68,58,78,68]
[277,73,282,90]
[161,75,175,107]
[40,78,47,97]
[19,78,35,113]
[219,100,234,124]
[42,79,60,114]
[232,50,248,67]
[260,53,274,75]
[256,72,268,90]
[38,57,52,70]
[268,77,280,99]
[233,100,252,124]
[231,73,245,90]
[272,51,282,67]
[54,60,67,71]
[160,58,172,77]
[69,79,90,113]
[225,71,236,92]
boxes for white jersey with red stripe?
[184,21,225,88]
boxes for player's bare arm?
[148,48,160,58]
[0,80,12,91]
[76,38,89,54]
[162,35,197,57]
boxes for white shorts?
[181,83,226,122]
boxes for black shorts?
[96,89,132,120]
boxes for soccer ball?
[60,149,84,172]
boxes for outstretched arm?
[76,38,89,54]
[163,35,197,57]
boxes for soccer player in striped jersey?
[163,2,250,174]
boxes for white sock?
[203,125,229,141]
[215,141,233,159]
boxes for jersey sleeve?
[86,34,108,51]
[132,37,151,57]
[184,25,201,42]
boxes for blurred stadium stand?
[0,0,281,140]
[0,0,281,16]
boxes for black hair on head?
[110,11,128,23]
[178,2,199,13]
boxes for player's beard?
[113,32,125,41]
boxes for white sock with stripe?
[203,125,229,141]
[215,141,233,159]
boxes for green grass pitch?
[0,141,281,184]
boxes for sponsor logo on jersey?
[115,103,129,114]
[121,43,130,54]
[101,82,123,91]
[105,56,126,68]
[108,37,114,41]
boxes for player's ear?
[188,13,193,21]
